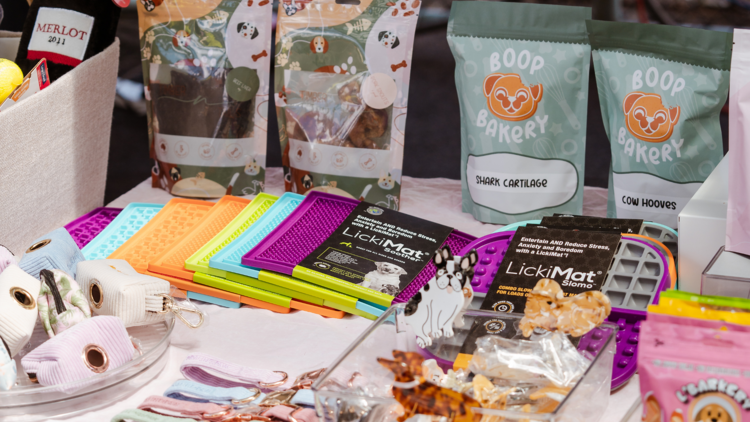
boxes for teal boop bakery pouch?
[588,21,732,228]
[448,2,591,225]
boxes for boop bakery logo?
[28,8,94,67]
[483,73,543,122]
[623,92,680,143]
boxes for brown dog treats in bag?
[274,0,421,209]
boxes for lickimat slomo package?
[274,0,421,209]
[588,21,732,228]
[137,0,272,198]
[448,2,591,225]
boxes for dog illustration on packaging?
[623,91,680,143]
[404,246,478,348]
[362,262,406,296]
[483,73,543,121]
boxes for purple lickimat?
[455,232,670,390]
[240,191,475,303]
[64,207,123,249]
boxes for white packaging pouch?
[727,29,750,255]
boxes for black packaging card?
[459,315,581,355]
[295,202,453,304]
[543,216,644,234]
[480,226,620,313]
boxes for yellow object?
[0,59,23,103]
[648,297,750,325]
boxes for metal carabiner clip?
[156,294,205,329]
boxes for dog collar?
[180,354,291,391]
[164,380,265,407]
[111,409,197,422]
[138,395,232,421]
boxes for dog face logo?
[623,92,680,143]
[301,174,313,190]
[696,404,732,422]
[282,0,300,15]
[310,36,328,54]
[483,73,542,121]
[237,22,259,40]
[375,262,406,277]
[378,31,400,49]
[378,172,394,190]
[140,0,162,12]
[172,30,191,48]
[169,167,181,182]
[244,158,260,176]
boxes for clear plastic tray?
[0,316,174,421]
[313,304,616,422]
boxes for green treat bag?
[448,2,592,225]
[587,21,732,228]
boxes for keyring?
[259,371,288,388]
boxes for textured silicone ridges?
[208,193,303,278]
[241,191,476,304]
[186,193,282,276]
[82,203,164,260]
[241,191,357,274]
[148,196,253,281]
[65,207,123,249]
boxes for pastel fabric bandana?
[38,269,92,338]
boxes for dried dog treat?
[519,278,564,337]
[519,278,611,337]
[555,291,611,337]
[138,0,273,197]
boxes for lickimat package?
[137,0,272,198]
[448,2,591,224]
[588,21,732,228]
[274,0,421,209]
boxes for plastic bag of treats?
[274,0,421,209]
[447,1,592,224]
[137,0,272,198]
[588,20,732,228]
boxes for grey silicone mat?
[639,222,678,260]
[601,237,668,312]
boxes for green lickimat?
[587,20,732,228]
[448,1,592,224]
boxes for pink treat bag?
[639,316,750,422]
[726,29,750,255]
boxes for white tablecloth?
[56,169,638,421]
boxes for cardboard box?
[678,154,729,293]
[0,31,119,255]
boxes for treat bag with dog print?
[274,0,420,209]
[448,2,591,225]
[726,29,750,256]
[588,21,732,228]
[137,0,272,198]
[639,315,750,422]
